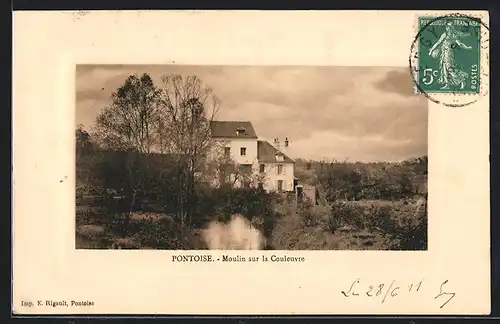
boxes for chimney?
[282,137,291,158]
[274,138,280,150]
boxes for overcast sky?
[76,65,427,162]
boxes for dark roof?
[257,140,295,164]
[210,121,258,138]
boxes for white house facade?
[207,121,295,192]
[214,137,258,166]
[256,140,295,192]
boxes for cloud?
[373,70,416,97]
[75,65,427,162]
[289,130,426,162]
[76,66,130,93]
[75,98,104,130]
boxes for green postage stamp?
[414,15,482,95]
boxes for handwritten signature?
[434,280,456,308]
[341,278,456,308]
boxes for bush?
[297,197,315,227]
[391,216,427,250]
[325,214,343,233]
[389,199,427,250]
[329,201,366,232]
[365,204,396,233]
[128,218,205,249]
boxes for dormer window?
[236,128,246,136]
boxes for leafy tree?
[92,74,163,234]
[94,74,162,153]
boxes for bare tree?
[205,139,266,190]
[204,139,236,187]
[157,74,220,226]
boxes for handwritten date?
[341,278,456,308]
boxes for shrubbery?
[303,159,427,201]
[269,197,427,250]
[76,147,282,249]
[77,140,427,251]
[389,205,427,250]
[128,218,204,249]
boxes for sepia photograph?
[75,65,428,251]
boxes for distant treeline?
[294,157,427,201]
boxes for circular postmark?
[409,13,489,107]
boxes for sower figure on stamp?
[428,22,473,90]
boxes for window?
[240,147,246,156]
[239,164,252,174]
[276,154,284,162]
[259,164,265,173]
[236,128,246,136]
[224,147,230,157]
[277,180,283,192]
[277,164,283,175]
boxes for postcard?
[12,10,490,315]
